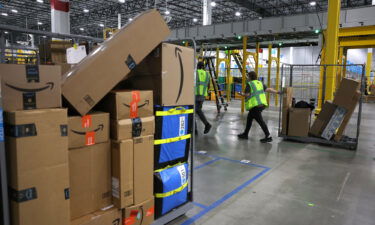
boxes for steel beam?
[267,44,272,104]
[226,51,231,102]
[241,36,248,113]
[275,48,281,107]
[367,49,373,86]
[255,42,260,75]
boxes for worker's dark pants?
[243,106,270,137]
[196,100,209,126]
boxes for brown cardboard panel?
[101,90,153,120]
[126,43,195,106]
[281,107,289,135]
[334,91,361,141]
[0,64,62,111]
[282,87,294,109]
[281,87,293,135]
[62,10,170,116]
[123,198,155,225]
[134,136,154,205]
[69,142,112,219]
[5,109,69,225]
[68,112,110,149]
[333,78,360,108]
[309,102,337,137]
[111,140,134,209]
[71,207,122,225]
[111,116,155,140]
[288,108,311,137]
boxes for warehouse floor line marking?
[183,168,270,225]
[194,157,220,170]
[183,153,271,225]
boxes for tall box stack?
[67,112,112,220]
[125,43,194,218]
[0,64,70,225]
[281,87,293,135]
[101,90,155,225]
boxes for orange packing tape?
[81,115,92,128]
[146,206,154,217]
[85,131,95,146]
[124,210,139,225]
[130,91,141,119]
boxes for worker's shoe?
[204,124,212,134]
[260,136,273,143]
[237,133,248,139]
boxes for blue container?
[154,105,193,169]
[154,163,189,218]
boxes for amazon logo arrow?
[5,82,54,93]
[175,47,184,103]
[70,124,104,135]
[123,100,150,108]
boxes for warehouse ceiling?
[0,0,371,39]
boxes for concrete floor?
[168,100,375,225]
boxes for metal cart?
[278,63,365,150]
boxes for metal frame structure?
[278,63,366,151]
[0,97,9,225]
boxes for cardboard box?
[123,198,155,225]
[71,207,121,225]
[111,116,155,140]
[334,91,361,141]
[62,10,170,116]
[134,136,154,205]
[111,140,133,209]
[309,101,337,137]
[101,90,153,120]
[333,78,360,108]
[321,106,347,140]
[126,43,194,106]
[281,87,293,135]
[288,108,311,137]
[283,87,294,108]
[4,109,70,225]
[69,142,112,219]
[58,63,75,76]
[0,64,62,111]
[68,112,109,149]
[281,107,289,135]
[39,40,72,64]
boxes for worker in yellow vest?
[195,62,212,134]
[238,71,280,142]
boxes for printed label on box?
[112,177,120,199]
[177,165,187,186]
[179,116,186,136]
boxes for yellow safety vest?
[245,80,268,110]
[196,69,209,97]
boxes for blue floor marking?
[194,157,220,170]
[183,152,271,225]
[192,202,208,209]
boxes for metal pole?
[226,50,231,102]
[289,65,293,87]
[241,36,248,113]
[190,38,197,202]
[356,65,365,149]
[255,42,260,75]
[267,44,272,104]
[322,65,328,104]
[0,97,10,225]
[275,48,281,107]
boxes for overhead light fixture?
[37,21,43,25]
[36,0,43,3]
[11,9,18,13]
[99,23,104,27]
[80,28,85,31]
[309,1,316,6]
[83,9,89,13]
[165,10,170,15]
[211,2,217,7]
[315,29,320,34]
[279,43,283,46]
[193,18,198,23]
[118,0,125,3]
[258,16,263,20]
[237,35,242,40]
[128,18,133,21]
[42,36,47,38]
[4,31,9,34]
[235,11,241,17]
[1,13,8,16]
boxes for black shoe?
[260,137,272,143]
[237,133,248,139]
[204,124,212,134]
[195,130,198,135]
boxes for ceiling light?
[42,36,47,38]
[128,18,133,21]
[99,23,104,27]
[83,9,89,13]
[36,0,43,3]
[11,9,18,13]
[1,13,8,16]
[118,0,125,3]
[165,10,170,15]
[279,43,283,46]
[315,29,320,34]
[80,28,84,31]
[211,2,217,7]
[4,31,8,34]
[235,11,241,17]
[258,16,263,20]
[193,18,198,23]
[37,21,43,25]
[309,1,316,6]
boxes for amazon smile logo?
[123,100,150,108]
[5,82,54,93]
[70,124,104,135]
[175,47,184,103]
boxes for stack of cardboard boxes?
[1,9,176,225]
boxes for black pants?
[243,106,270,137]
[196,100,209,126]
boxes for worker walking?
[238,71,280,142]
[195,62,212,134]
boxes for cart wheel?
[224,106,228,111]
